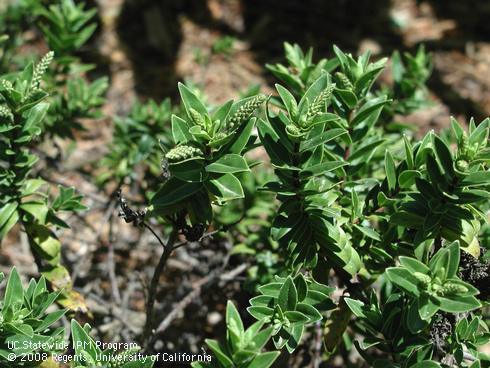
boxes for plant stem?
[142,224,178,347]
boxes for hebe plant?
[149,82,266,222]
[70,320,153,368]
[35,0,108,139]
[0,0,107,140]
[36,0,97,62]
[98,98,175,188]
[0,52,86,309]
[247,275,335,353]
[1,5,488,365]
[192,301,279,368]
[0,268,153,367]
[0,268,65,365]
[185,45,489,367]
[116,82,267,344]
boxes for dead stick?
[150,264,247,341]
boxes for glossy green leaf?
[293,274,307,302]
[20,201,49,223]
[205,154,249,174]
[344,298,366,318]
[461,171,490,186]
[300,161,348,179]
[285,324,303,353]
[276,84,297,117]
[71,320,101,360]
[258,282,282,297]
[385,150,396,191]
[398,170,420,188]
[335,88,357,109]
[171,115,192,144]
[34,309,66,332]
[436,295,481,313]
[257,118,291,165]
[247,351,280,368]
[350,96,388,128]
[416,294,439,321]
[3,267,23,310]
[206,173,244,202]
[353,224,380,241]
[295,303,322,322]
[249,325,273,351]
[399,257,430,274]
[178,82,208,117]
[385,268,420,296]
[205,339,233,367]
[151,178,203,208]
[169,158,207,182]
[0,202,19,239]
[247,306,274,321]
[222,117,256,155]
[429,242,460,280]
[226,301,244,337]
[299,128,346,152]
[403,135,414,169]
[278,277,298,311]
[23,102,49,136]
[433,136,455,178]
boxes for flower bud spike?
[189,108,206,129]
[226,94,266,132]
[0,105,13,122]
[1,79,13,91]
[413,272,431,288]
[31,51,54,91]
[165,144,203,162]
[438,282,468,296]
[306,83,334,122]
[336,72,353,91]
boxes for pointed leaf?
[205,154,249,174]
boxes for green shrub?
[1,4,488,366]
[0,52,86,310]
[188,44,489,368]
[0,267,65,366]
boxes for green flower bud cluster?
[290,102,298,119]
[436,282,468,296]
[273,316,290,329]
[1,79,13,91]
[413,272,432,288]
[0,105,13,122]
[336,72,353,90]
[189,108,206,129]
[286,124,302,138]
[213,132,227,140]
[226,94,266,131]
[459,133,469,157]
[456,159,469,171]
[30,51,54,91]
[305,84,334,123]
[466,144,479,161]
[457,133,479,161]
[165,145,203,162]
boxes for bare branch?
[149,263,248,347]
